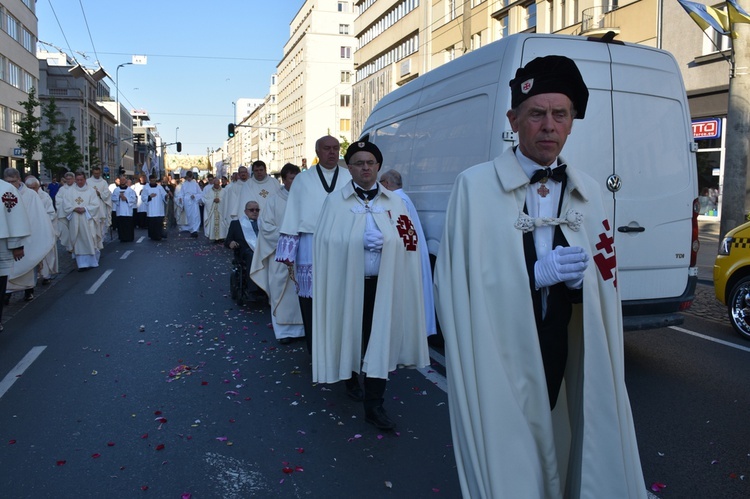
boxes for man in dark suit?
[225,200,262,299]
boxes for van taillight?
[691,197,700,267]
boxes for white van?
[360,33,699,331]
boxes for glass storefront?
[693,118,724,219]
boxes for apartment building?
[0,0,39,173]
[276,0,356,167]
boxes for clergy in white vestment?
[59,171,101,271]
[177,171,202,236]
[249,163,304,344]
[86,166,112,242]
[202,177,227,241]
[26,177,59,283]
[132,174,148,229]
[108,177,120,231]
[276,135,351,353]
[111,175,137,242]
[3,170,55,300]
[313,140,428,432]
[0,178,30,328]
[141,175,168,241]
[221,162,281,223]
[433,56,645,499]
[56,172,75,250]
[379,169,437,338]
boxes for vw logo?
[607,174,622,192]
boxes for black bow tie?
[529,164,567,184]
[355,186,378,201]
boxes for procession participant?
[47,176,60,209]
[3,169,54,302]
[0,178,30,331]
[249,163,304,345]
[276,135,351,353]
[26,176,58,284]
[132,173,148,229]
[433,55,646,498]
[222,162,281,223]
[313,139,429,430]
[87,165,112,242]
[177,171,202,237]
[379,169,437,340]
[225,200,262,299]
[108,176,120,231]
[141,174,168,241]
[202,177,227,242]
[111,174,137,242]
[59,171,101,271]
[173,177,186,229]
[56,171,75,249]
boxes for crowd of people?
[0,56,653,497]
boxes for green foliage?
[15,87,41,172]
[39,97,65,179]
[339,135,350,160]
[61,118,83,171]
[87,124,100,169]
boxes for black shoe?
[23,293,34,302]
[345,382,364,402]
[191,232,198,238]
[278,337,293,345]
[365,406,396,430]
[41,278,51,285]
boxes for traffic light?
[176,141,182,152]
[228,123,235,138]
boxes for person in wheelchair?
[225,200,265,303]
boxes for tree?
[87,124,100,169]
[15,87,41,174]
[39,97,65,179]
[339,135,350,160]
[61,118,83,172]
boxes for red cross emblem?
[521,78,534,94]
[396,215,418,251]
[2,191,18,213]
[593,219,617,287]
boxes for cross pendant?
[537,184,550,198]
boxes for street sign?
[13,148,22,156]
[132,55,147,65]
[103,166,110,173]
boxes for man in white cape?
[223,163,280,223]
[0,178,30,330]
[27,176,59,283]
[434,56,645,498]
[86,166,112,242]
[249,163,304,344]
[313,140,429,431]
[56,172,75,250]
[177,171,202,237]
[276,135,351,353]
[202,177,227,242]
[59,171,101,270]
[380,169,437,339]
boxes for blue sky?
[36,0,304,156]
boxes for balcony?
[581,6,619,37]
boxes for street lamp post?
[115,62,133,174]
[175,126,179,145]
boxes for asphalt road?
[1,222,748,498]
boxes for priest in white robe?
[222,163,281,224]
[59,171,101,271]
[177,171,202,237]
[27,176,58,284]
[313,140,429,431]
[141,175,168,241]
[202,177,227,242]
[276,135,351,353]
[86,166,112,243]
[250,163,304,344]
[56,172,75,250]
[0,178,30,329]
[433,56,645,499]
[3,170,55,301]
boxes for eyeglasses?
[350,160,378,167]
[246,208,260,212]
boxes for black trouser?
[354,276,387,410]
[117,216,135,242]
[0,274,7,323]
[147,216,163,240]
[299,296,313,354]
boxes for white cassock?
[7,184,54,291]
[433,148,646,499]
[59,183,101,269]
[173,182,186,226]
[132,182,147,215]
[177,179,202,232]
[37,188,59,279]
[87,176,112,238]
[141,184,168,217]
[112,187,137,216]
[249,187,303,340]
[391,188,436,336]
[222,176,281,223]
[0,180,31,278]
[312,183,429,383]
[55,184,73,249]
[276,165,351,298]
[202,186,228,240]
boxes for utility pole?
[721,2,750,240]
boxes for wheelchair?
[229,256,251,306]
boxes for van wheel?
[728,276,750,340]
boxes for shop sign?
[692,118,721,139]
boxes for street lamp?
[175,126,180,145]
[115,62,132,174]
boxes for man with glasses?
[225,200,262,300]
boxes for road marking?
[120,250,133,260]
[0,346,46,399]
[85,269,114,295]
[137,236,146,243]
[669,326,750,353]
[420,348,448,394]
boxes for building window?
[22,28,34,52]
[0,104,6,131]
[10,109,22,134]
[471,0,487,6]
[338,1,349,12]
[340,95,351,107]
[471,32,482,50]
[448,0,457,21]
[8,62,20,88]
[523,2,537,30]
[5,12,19,40]
[0,55,5,82]
[340,119,351,132]
[341,71,352,83]
[496,15,508,39]
[341,46,352,59]
[22,71,33,92]
[339,24,350,35]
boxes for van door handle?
[617,226,645,233]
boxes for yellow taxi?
[714,220,750,339]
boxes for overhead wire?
[77,0,101,66]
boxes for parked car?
[714,220,750,339]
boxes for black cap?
[345,140,383,166]
[509,55,589,119]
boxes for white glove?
[363,228,383,252]
[534,246,589,289]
